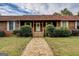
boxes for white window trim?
[75,21,77,29]
[7,22,9,31]
[7,21,15,31]
[61,21,69,28]
[13,21,15,30]
[75,21,79,29]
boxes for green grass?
[0,37,31,56]
[45,36,79,56]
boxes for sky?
[0,3,79,15]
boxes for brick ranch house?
[0,15,79,37]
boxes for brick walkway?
[22,38,53,56]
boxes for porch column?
[56,21,59,27]
[42,22,44,32]
[24,22,27,25]
[32,21,34,33]
[19,21,20,29]
[56,21,59,29]
[30,22,32,27]
[45,22,47,26]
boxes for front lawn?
[0,37,31,56]
[45,36,79,56]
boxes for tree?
[61,8,73,16]
[53,12,61,16]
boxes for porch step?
[33,32,44,37]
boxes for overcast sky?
[0,3,79,15]
[22,3,79,15]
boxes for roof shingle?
[0,15,79,21]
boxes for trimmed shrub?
[0,31,5,37]
[45,24,55,37]
[13,30,20,35]
[53,28,72,37]
[72,29,79,36]
[53,29,61,37]
[13,25,32,37]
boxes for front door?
[36,22,40,32]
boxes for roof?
[0,15,79,21]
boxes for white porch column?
[46,22,47,26]
[61,21,62,27]
[30,22,32,27]
[24,22,27,25]
[66,21,69,28]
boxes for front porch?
[19,21,61,37]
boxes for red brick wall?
[0,21,7,31]
[69,21,75,29]
[0,21,20,31]
[0,21,76,32]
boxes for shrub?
[53,28,72,37]
[13,30,20,35]
[0,31,5,37]
[13,30,21,36]
[45,24,71,37]
[45,24,55,37]
[72,29,79,36]
[13,25,32,37]
[53,29,61,37]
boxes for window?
[26,22,30,25]
[7,21,15,31]
[37,23,40,27]
[25,22,31,27]
[63,21,67,27]
[47,22,52,24]
[61,21,68,28]
[77,21,79,29]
